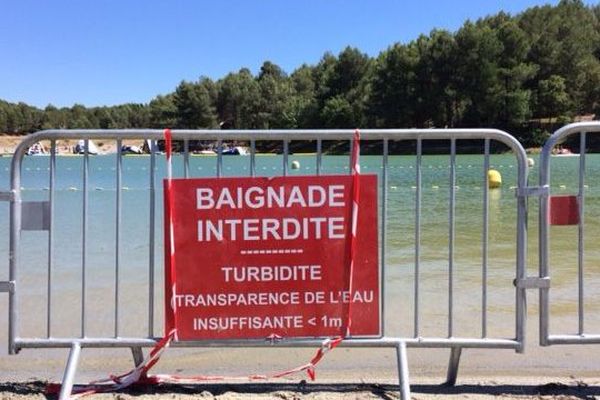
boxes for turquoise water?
[1,152,599,340]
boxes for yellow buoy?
[488,169,502,188]
[291,160,300,170]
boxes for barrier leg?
[445,346,462,386]
[131,346,144,367]
[59,342,81,400]
[395,341,411,400]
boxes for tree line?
[1,0,599,147]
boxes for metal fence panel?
[539,121,600,345]
[3,128,531,398]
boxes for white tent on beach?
[74,139,99,155]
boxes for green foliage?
[536,75,571,118]
[320,96,355,128]
[530,128,551,147]
[257,61,296,128]
[370,43,419,127]
[149,95,177,128]
[217,68,261,128]
[174,78,218,128]
[2,0,600,145]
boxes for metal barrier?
[538,121,600,346]
[1,128,531,399]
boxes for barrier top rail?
[539,121,600,182]
[15,127,526,149]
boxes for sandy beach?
[1,323,600,399]
[0,270,598,398]
[2,377,600,399]
[0,135,22,155]
[0,134,144,156]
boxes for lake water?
[1,152,599,343]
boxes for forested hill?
[2,0,600,147]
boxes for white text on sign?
[195,184,348,242]
[221,265,322,282]
[196,185,345,210]
[172,290,374,308]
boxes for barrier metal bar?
[82,140,89,337]
[59,342,81,400]
[15,336,521,349]
[449,138,456,338]
[11,128,531,144]
[538,122,600,346]
[216,139,222,177]
[414,138,422,338]
[131,346,144,366]
[283,140,289,176]
[184,139,190,178]
[446,347,462,385]
[538,334,600,345]
[515,150,528,353]
[396,341,410,399]
[8,143,22,354]
[482,139,490,338]
[115,139,122,337]
[148,141,156,337]
[381,139,388,337]
[316,139,322,175]
[47,140,56,338]
[578,132,586,335]
[250,139,256,177]
[539,135,551,346]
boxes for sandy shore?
[1,339,600,399]
[1,376,600,399]
[0,135,22,155]
[0,134,143,155]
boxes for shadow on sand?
[2,380,600,399]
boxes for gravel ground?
[1,377,600,399]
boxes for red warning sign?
[549,195,580,225]
[164,175,379,340]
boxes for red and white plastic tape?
[47,128,362,397]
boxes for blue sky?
[0,0,580,108]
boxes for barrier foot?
[59,342,81,400]
[444,346,462,386]
[131,346,144,367]
[395,341,411,400]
